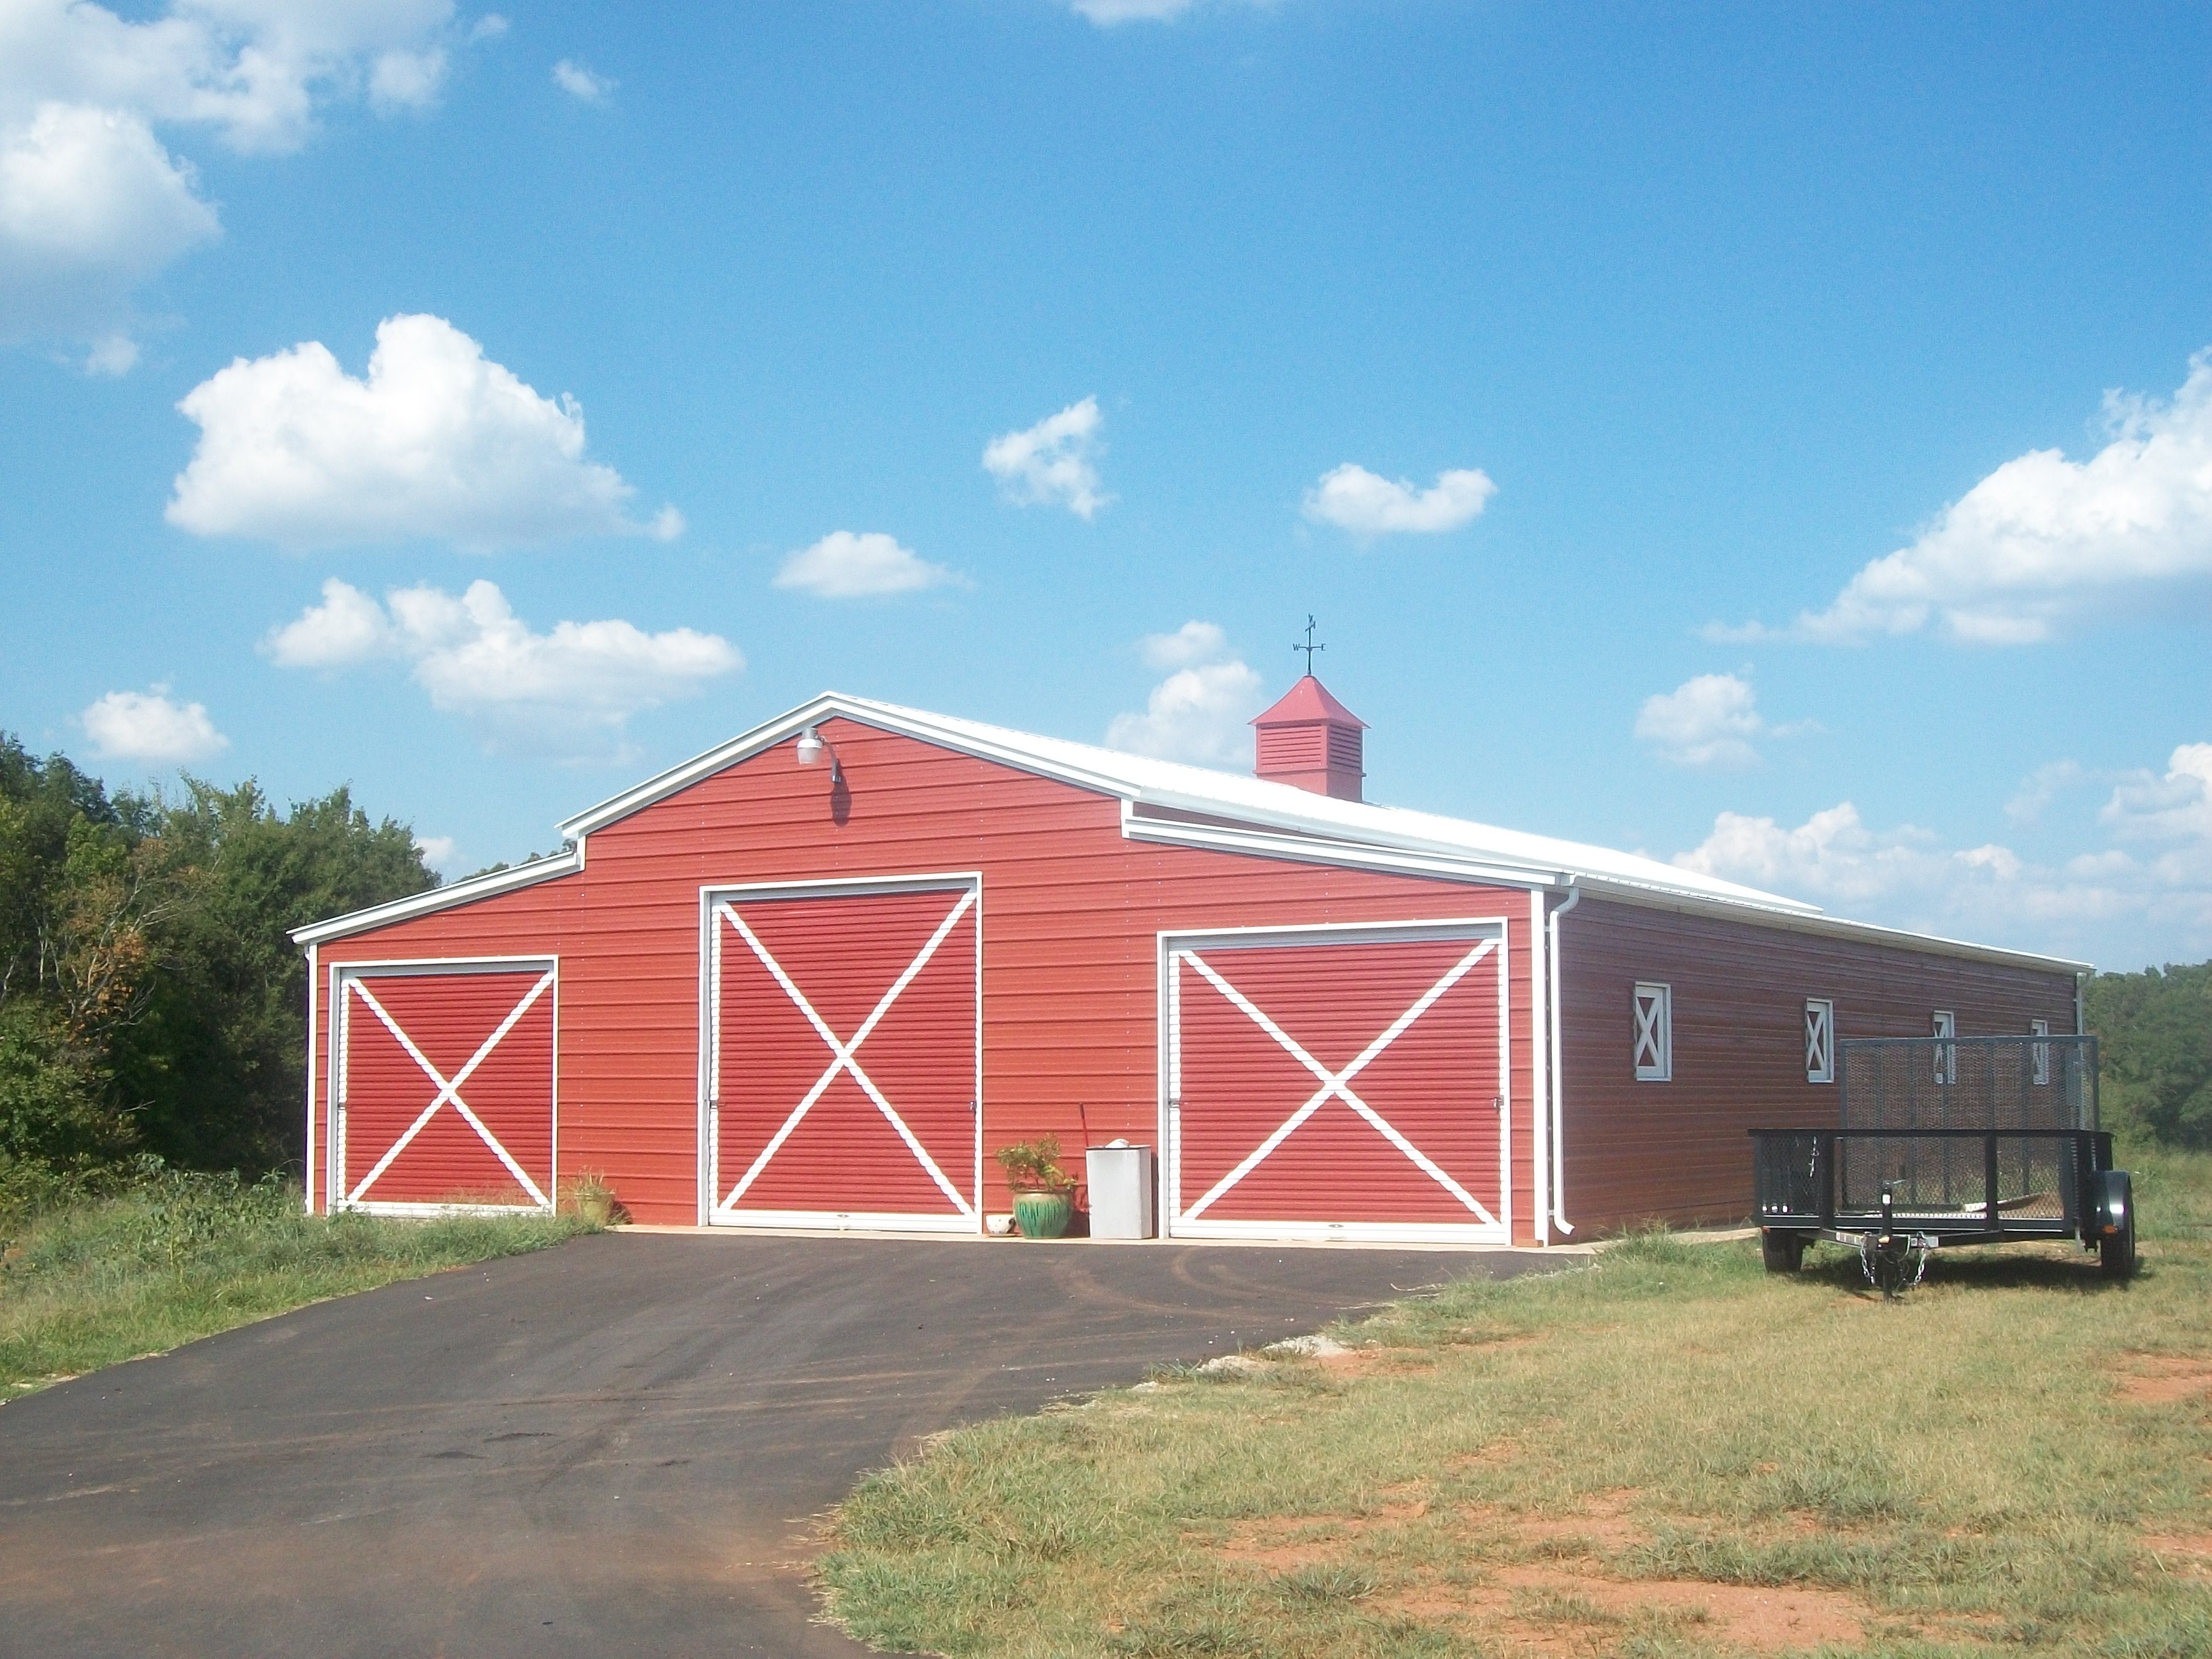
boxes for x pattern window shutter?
[1804,998,1834,1084]
[1932,1010,1957,1084]
[1632,982,1671,1082]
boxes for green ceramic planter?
[1011,1189,1074,1239]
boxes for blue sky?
[3,1,2209,970]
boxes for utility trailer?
[1751,1035,2134,1295]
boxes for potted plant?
[996,1135,1077,1239]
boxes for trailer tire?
[1760,1230,1807,1274]
[2099,1209,2136,1281]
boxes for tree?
[2085,962,2212,1149]
[0,733,438,1175]
[117,779,438,1172]
[0,738,159,1165]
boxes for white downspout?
[1529,890,1549,1247]
[1546,879,1581,1237]
[303,942,319,1214]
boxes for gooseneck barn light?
[794,724,843,782]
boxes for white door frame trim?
[327,956,559,1216]
[1158,917,1511,1244]
[698,872,984,1232]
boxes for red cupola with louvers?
[1251,675,1367,800]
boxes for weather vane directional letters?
[1293,615,1325,673]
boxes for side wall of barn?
[1553,896,2081,1232]
[312,718,1548,1235]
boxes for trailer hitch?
[1860,1182,1935,1297]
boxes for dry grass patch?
[2115,1352,2212,1405]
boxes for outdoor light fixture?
[794,724,842,782]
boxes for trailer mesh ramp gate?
[1837,1036,2092,1222]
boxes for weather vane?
[1293,615,1325,674]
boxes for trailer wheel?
[1760,1230,1807,1274]
[2099,1209,2136,1281]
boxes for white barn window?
[1932,1010,1957,1084]
[2031,1017,2051,1087]
[1805,999,1835,1084]
[1633,982,1672,1082]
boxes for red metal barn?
[296,682,2085,1245]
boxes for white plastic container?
[1085,1140,1156,1239]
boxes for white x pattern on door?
[715,887,977,1218]
[344,971,554,1207]
[1177,938,1498,1224]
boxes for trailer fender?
[2091,1169,2132,1240]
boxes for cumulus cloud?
[0,103,221,346]
[551,59,614,102]
[1674,753,2212,966]
[1302,463,1496,538]
[1714,352,2212,646]
[2101,744,2212,849]
[413,833,459,874]
[773,531,955,599]
[1633,672,1806,768]
[1107,621,1264,765]
[0,0,477,360]
[168,314,680,549]
[263,577,740,756]
[80,684,229,763]
[983,396,1110,519]
[1138,619,1228,671]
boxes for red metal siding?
[336,968,554,1208]
[714,886,977,1221]
[1173,933,1504,1232]
[1555,897,2079,1232]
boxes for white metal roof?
[296,691,2089,973]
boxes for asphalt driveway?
[0,1233,1562,1658]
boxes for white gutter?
[1546,878,1583,1237]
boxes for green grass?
[0,1163,595,1400]
[820,1147,2212,1658]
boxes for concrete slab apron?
[0,1233,1562,1659]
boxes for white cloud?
[264,575,398,666]
[0,0,471,358]
[1674,758,2212,967]
[263,577,741,757]
[469,15,510,43]
[1634,672,1771,768]
[0,102,220,345]
[80,684,229,763]
[413,833,459,873]
[168,313,680,549]
[1138,619,1227,671]
[551,59,614,101]
[2101,744,2212,848]
[773,531,955,599]
[1302,463,1496,538]
[2006,759,2088,825]
[1107,621,1263,765]
[1676,803,1950,908]
[1717,352,2212,645]
[982,396,1110,519]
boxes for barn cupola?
[1251,675,1367,801]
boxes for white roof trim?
[289,845,582,947]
